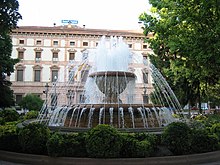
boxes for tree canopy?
[139,0,220,111]
[0,0,22,108]
[19,94,44,111]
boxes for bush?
[18,123,50,155]
[161,122,191,155]
[0,108,19,122]
[120,134,137,158]
[86,124,122,158]
[24,110,39,120]
[47,132,87,157]
[210,123,220,139]
[63,133,86,157]
[190,129,219,153]
[120,133,156,158]
[0,121,21,152]
[0,117,5,125]
[47,132,65,157]
[134,140,152,157]
[134,132,158,147]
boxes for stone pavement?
[0,161,26,165]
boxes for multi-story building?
[10,24,153,105]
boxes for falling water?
[128,107,135,128]
[109,107,114,126]
[99,107,104,124]
[88,107,95,128]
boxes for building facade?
[10,25,153,105]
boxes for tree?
[139,0,220,112]
[19,94,44,111]
[0,0,22,108]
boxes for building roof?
[12,25,148,39]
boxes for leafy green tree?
[19,94,44,111]
[0,0,22,108]
[139,0,220,112]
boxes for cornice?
[11,26,149,40]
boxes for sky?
[17,0,151,30]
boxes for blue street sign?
[61,20,78,24]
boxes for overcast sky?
[17,0,151,30]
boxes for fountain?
[37,36,185,131]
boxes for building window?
[18,51,24,61]
[69,52,75,61]
[52,52,59,63]
[36,40,42,45]
[83,42,88,47]
[53,40,58,46]
[17,70,23,81]
[15,95,23,105]
[19,40,24,44]
[69,70,75,83]
[143,44,147,49]
[70,41,75,46]
[143,95,149,104]
[51,70,58,82]
[82,49,89,61]
[35,52,41,63]
[128,44,132,48]
[34,70,41,82]
[143,72,148,84]
[143,56,148,66]
[81,70,89,82]
[80,94,86,103]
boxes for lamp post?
[43,82,49,117]
[53,76,57,109]
[66,90,74,106]
[44,83,49,105]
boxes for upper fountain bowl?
[89,71,136,103]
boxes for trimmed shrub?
[47,132,87,157]
[63,133,84,157]
[134,140,152,157]
[86,124,122,158]
[161,122,191,155]
[24,110,39,120]
[120,133,155,158]
[191,129,219,153]
[47,132,65,157]
[0,108,19,122]
[73,132,87,157]
[0,121,21,152]
[134,132,158,147]
[18,123,50,155]
[120,133,138,158]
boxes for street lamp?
[53,76,57,109]
[44,83,49,105]
[43,82,49,117]
[66,90,74,106]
